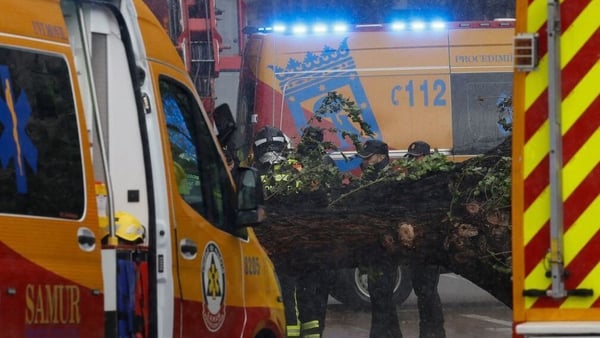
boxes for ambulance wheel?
[330,266,413,309]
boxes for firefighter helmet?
[253,126,288,165]
[114,211,145,243]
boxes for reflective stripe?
[301,320,320,331]
[302,334,321,338]
[286,324,301,337]
[254,136,286,146]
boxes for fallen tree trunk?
[255,137,513,307]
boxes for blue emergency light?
[250,18,447,35]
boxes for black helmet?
[253,126,288,164]
[405,141,431,158]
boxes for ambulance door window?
[159,77,236,230]
[0,47,84,218]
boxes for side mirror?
[235,167,266,227]
[213,103,237,146]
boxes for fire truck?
[235,17,514,308]
[512,0,600,336]
[143,0,244,117]
[0,1,284,337]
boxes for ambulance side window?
[0,47,84,218]
[160,77,235,230]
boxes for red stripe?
[563,163,600,229]
[524,221,549,275]
[523,155,549,208]
[561,0,590,31]
[527,0,588,15]
[594,294,600,308]
[563,96,600,165]
[536,25,548,65]
[524,89,549,142]
[560,27,600,103]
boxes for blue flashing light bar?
[272,24,286,33]
[391,22,407,30]
[332,23,348,33]
[292,24,308,34]
[254,19,450,35]
[313,24,327,33]
[257,26,273,33]
[410,21,426,30]
[431,20,446,29]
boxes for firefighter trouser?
[280,274,300,337]
[367,260,402,338]
[408,264,446,338]
[296,270,332,338]
[281,271,332,338]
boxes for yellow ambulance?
[0,1,284,337]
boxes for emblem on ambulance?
[201,241,226,332]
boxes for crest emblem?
[201,241,226,332]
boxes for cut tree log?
[254,137,513,307]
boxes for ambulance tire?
[330,266,413,309]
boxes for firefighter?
[254,125,334,337]
[294,126,335,338]
[358,139,446,338]
[252,126,290,173]
[252,126,301,337]
[404,141,446,338]
[356,139,402,338]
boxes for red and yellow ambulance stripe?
[513,0,600,322]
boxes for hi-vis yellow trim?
[524,194,600,309]
[563,128,600,197]
[524,186,549,244]
[301,320,320,330]
[562,61,600,132]
[523,121,548,178]
[526,0,554,33]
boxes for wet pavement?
[324,302,512,338]
[323,273,513,337]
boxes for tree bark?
[255,137,513,307]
